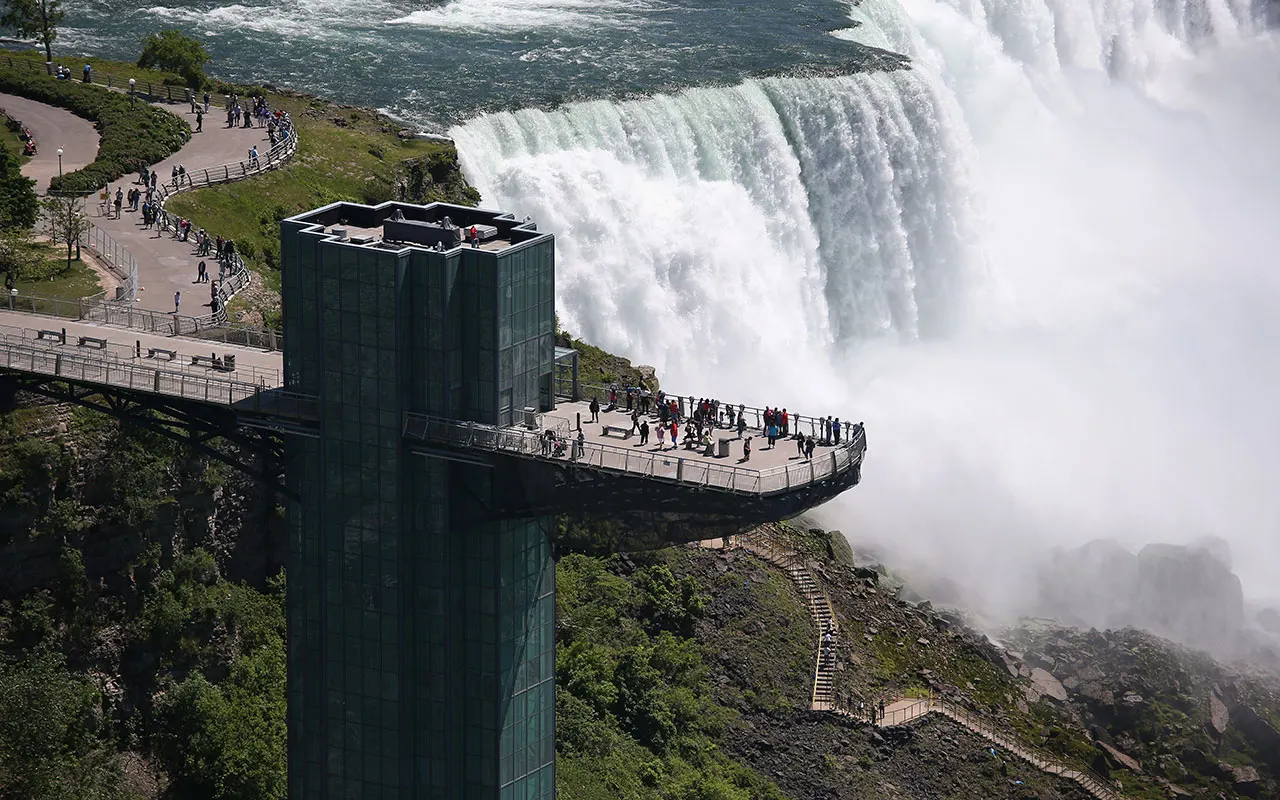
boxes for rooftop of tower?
[288,200,551,254]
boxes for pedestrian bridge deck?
[0,311,864,496]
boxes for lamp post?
[56,147,63,177]
[129,77,136,106]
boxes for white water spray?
[452,0,1280,625]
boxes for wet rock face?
[1133,544,1244,653]
[1036,539,1247,654]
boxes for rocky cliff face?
[1133,543,1244,653]
[1037,539,1252,657]
[1003,623,1280,799]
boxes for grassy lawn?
[13,243,104,302]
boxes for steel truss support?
[0,375,294,496]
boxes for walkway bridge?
[0,306,865,541]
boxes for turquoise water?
[54,0,896,126]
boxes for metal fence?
[78,222,138,301]
[402,412,865,495]
[0,337,313,418]
[0,320,282,386]
[2,291,273,345]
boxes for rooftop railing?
[403,411,866,496]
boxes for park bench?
[191,353,235,372]
[147,347,177,360]
[601,425,632,440]
[37,329,64,344]
[77,336,107,349]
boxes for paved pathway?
[4,88,272,314]
[0,307,281,380]
[90,100,271,313]
[0,92,98,192]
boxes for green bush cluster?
[555,553,788,800]
[0,65,189,193]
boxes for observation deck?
[0,306,864,539]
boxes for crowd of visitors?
[89,90,296,317]
[529,383,865,471]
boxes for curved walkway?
[90,99,273,314]
[703,533,1131,800]
[0,92,97,192]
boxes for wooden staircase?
[701,533,1130,800]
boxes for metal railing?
[402,412,865,495]
[78,222,138,301]
[846,690,1124,799]
[0,320,282,386]
[0,337,315,419]
[3,291,278,348]
[577,382,858,444]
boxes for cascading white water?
[453,69,979,383]
[452,0,1280,615]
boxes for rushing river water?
[52,0,1280,615]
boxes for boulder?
[1232,765,1260,797]
[1029,667,1068,702]
[1208,691,1230,736]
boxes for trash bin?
[717,438,731,458]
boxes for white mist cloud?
[824,28,1280,621]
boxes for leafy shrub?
[0,65,189,193]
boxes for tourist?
[656,423,665,449]
[639,419,649,445]
[805,436,815,460]
[113,189,123,219]
[737,413,746,439]
[669,420,678,450]
[203,91,210,112]
[766,419,778,449]
[589,396,599,422]
[833,417,841,445]
[574,430,585,460]
[173,291,181,314]
[195,108,203,133]
[743,436,751,462]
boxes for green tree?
[0,143,37,229]
[40,193,87,274]
[159,646,287,800]
[137,29,211,89]
[0,651,127,799]
[0,0,64,63]
[0,226,41,286]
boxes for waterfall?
[452,69,979,392]
[451,0,1280,608]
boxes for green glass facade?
[281,202,557,799]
